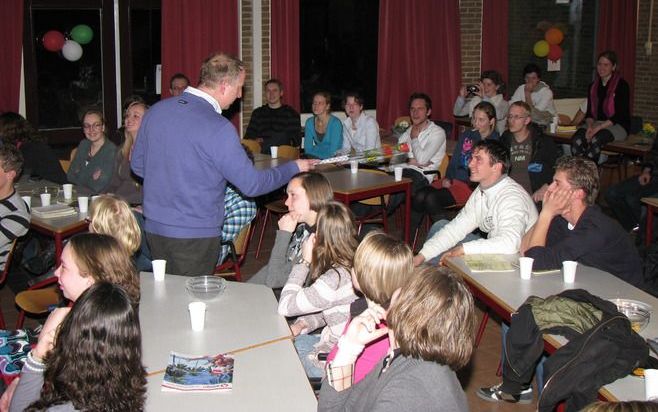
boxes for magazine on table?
[161,351,234,392]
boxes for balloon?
[70,24,93,44]
[42,30,65,52]
[62,40,83,61]
[548,44,563,61]
[545,28,564,45]
[533,40,550,57]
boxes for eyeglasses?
[507,114,528,121]
[82,123,103,130]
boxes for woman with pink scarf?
[571,50,630,163]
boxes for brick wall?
[460,0,482,85]
[635,0,658,127]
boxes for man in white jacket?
[413,140,538,266]
[509,63,557,126]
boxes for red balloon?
[43,30,65,52]
[548,44,563,61]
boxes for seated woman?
[247,172,333,289]
[278,201,359,378]
[304,91,343,159]
[9,282,145,412]
[319,266,474,411]
[454,70,509,134]
[0,233,139,408]
[340,92,380,154]
[413,101,499,224]
[571,50,630,163]
[326,231,413,384]
[103,98,148,205]
[67,109,117,194]
[0,113,67,184]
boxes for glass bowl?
[609,298,652,333]
[185,276,226,301]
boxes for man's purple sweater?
[131,92,299,238]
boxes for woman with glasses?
[67,109,117,194]
[454,70,509,134]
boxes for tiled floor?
[240,217,540,411]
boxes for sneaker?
[476,382,533,404]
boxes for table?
[318,165,412,243]
[140,273,317,411]
[642,197,658,247]
[15,179,88,264]
[444,256,658,402]
[546,131,652,160]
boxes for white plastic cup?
[350,160,359,174]
[21,196,31,209]
[152,259,166,281]
[270,146,278,158]
[549,122,557,134]
[40,193,51,207]
[91,195,100,205]
[188,302,207,331]
[646,369,658,400]
[519,257,534,280]
[394,166,403,182]
[62,184,73,199]
[78,196,89,213]
[562,260,577,283]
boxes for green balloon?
[71,24,93,45]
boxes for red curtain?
[161,0,239,123]
[0,0,23,113]
[271,0,301,112]
[597,0,637,102]
[376,1,461,130]
[481,0,509,90]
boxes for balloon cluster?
[41,24,94,62]
[533,27,564,62]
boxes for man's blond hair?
[199,52,244,89]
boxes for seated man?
[245,78,301,153]
[501,101,559,203]
[169,73,190,97]
[509,63,557,126]
[605,160,658,233]
[0,146,30,270]
[413,140,538,266]
[521,155,644,288]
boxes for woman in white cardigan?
[454,70,509,134]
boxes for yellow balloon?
[534,40,550,57]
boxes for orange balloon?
[545,28,564,45]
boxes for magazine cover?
[162,351,234,392]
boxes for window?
[300,0,379,112]
[507,0,598,98]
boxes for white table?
[445,256,658,402]
[140,273,317,411]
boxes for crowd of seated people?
[1,46,657,411]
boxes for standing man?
[245,79,301,153]
[501,101,558,203]
[509,63,557,126]
[0,146,30,270]
[132,53,316,276]
[413,140,537,266]
[169,73,190,97]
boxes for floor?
[239,215,540,411]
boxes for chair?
[241,139,261,155]
[277,145,300,159]
[0,240,18,329]
[59,159,71,173]
[355,169,390,235]
[14,277,60,328]
[214,223,253,282]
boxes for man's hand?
[439,245,464,266]
[295,159,319,172]
[278,212,301,232]
[413,254,425,267]
[639,171,652,186]
[532,184,549,203]
[541,187,572,218]
[442,178,452,189]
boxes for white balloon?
[62,40,83,61]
